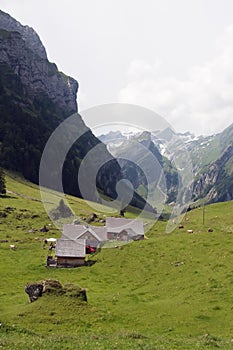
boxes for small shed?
[55,239,86,267]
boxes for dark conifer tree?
[0,169,6,194]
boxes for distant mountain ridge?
[100,123,233,205]
[100,130,179,205]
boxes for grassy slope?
[191,123,233,172]
[0,174,233,349]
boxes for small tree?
[120,208,126,217]
[0,169,6,195]
[50,199,73,220]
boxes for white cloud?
[119,26,233,136]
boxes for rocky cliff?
[192,141,233,203]
[0,10,110,195]
[0,10,151,212]
[0,10,46,59]
[0,10,78,115]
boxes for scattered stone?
[86,213,98,223]
[28,229,36,233]
[172,261,184,267]
[5,206,15,211]
[0,212,7,218]
[31,214,40,219]
[208,228,214,233]
[40,225,49,232]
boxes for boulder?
[25,283,43,302]
[42,279,63,294]
[86,213,98,223]
[25,279,87,302]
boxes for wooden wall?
[57,257,85,267]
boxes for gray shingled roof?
[62,224,86,240]
[62,224,107,242]
[89,226,107,241]
[106,217,144,236]
[55,239,86,257]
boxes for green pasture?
[0,173,233,349]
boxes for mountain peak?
[0,10,47,59]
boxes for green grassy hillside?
[191,123,233,171]
[0,173,233,349]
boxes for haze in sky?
[1,0,233,135]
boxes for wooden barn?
[55,238,86,267]
[106,217,144,241]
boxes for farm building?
[106,217,144,241]
[62,224,107,247]
[55,238,86,267]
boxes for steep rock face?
[193,142,233,203]
[0,10,151,211]
[0,11,115,196]
[0,10,46,59]
[0,11,78,115]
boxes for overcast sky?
[1,0,233,135]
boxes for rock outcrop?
[25,283,43,302]
[0,10,78,115]
[0,10,158,211]
[0,10,46,59]
[0,10,119,197]
[25,279,87,302]
[192,141,233,203]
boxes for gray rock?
[0,10,78,115]
[25,283,43,302]
[0,9,46,59]
[25,279,87,302]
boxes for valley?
[0,8,233,350]
[0,173,233,349]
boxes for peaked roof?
[62,224,107,242]
[106,217,144,236]
[89,226,107,241]
[62,224,86,240]
[55,238,86,257]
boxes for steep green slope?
[193,141,233,203]
[0,175,233,349]
[191,123,233,171]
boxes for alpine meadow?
[0,7,233,350]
